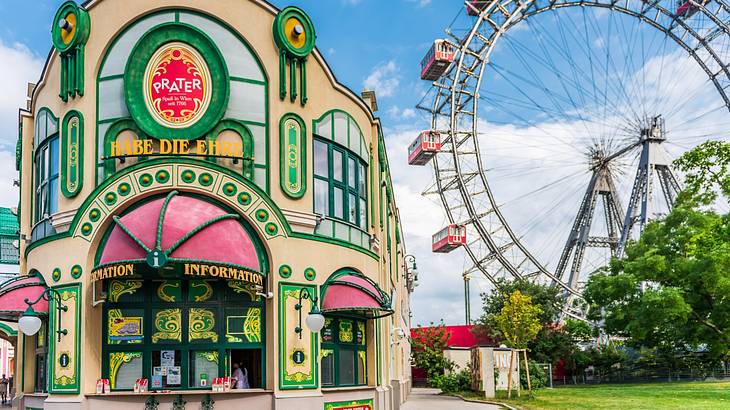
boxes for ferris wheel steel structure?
[418,0,730,318]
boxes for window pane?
[359,198,367,229]
[189,308,218,343]
[49,178,58,214]
[151,309,182,343]
[348,157,356,188]
[357,351,366,385]
[358,164,366,195]
[315,179,328,216]
[190,351,219,388]
[107,308,144,345]
[334,187,344,219]
[333,150,343,182]
[314,140,328,177]
[152,350,182,389]
[338,349,355,385]
[109,352,142,390]
[322,350,334,386]
[334,113,348,146]
[348,193,356,224]
[49,137,59,177]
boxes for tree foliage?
[585,141,730,361]
[494,290,543,348]
[411,321,454,384]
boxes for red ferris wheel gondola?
[408,131,441,165]
[420,40,457,81]
[432,224,467,253]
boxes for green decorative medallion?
[88,208,101,222]
[304,267,316,281]
[70,265,82,279]
[117,182,131,196]
[198,172,214,186]
[279,114,306,198]
[222,182,237,196]
[52,268,62,282]
[181,169,196,183]
[238,192,252,206]
[52,1,90,101]
[124,24,230,140]
[60,111,83,197]
[256,209,269,222]
[273,7,316,105]
[279,265,292,279]
[139,173,153,187]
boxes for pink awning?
[322,271,393,319]
[95,191,262,276]
[0,275,48,321]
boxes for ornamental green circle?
[70,264,83,279]
[89,208,101,222]
[81,222,93,236]
[117,182,131,196]
[124,23,230,140]
[279,264,292,279]
[273,6,316,58]
[238,192,252,206]
[139,173,153,187]
[155,170,170,183]
[104,192,117,205]
[181,170,196,183]
[265,223,278,235]
[51,1,90,53]
[52,268,62,282]
[304,267,316,281]
[199,173,214,186]
[256,209,269,222]
[222,183,237,197]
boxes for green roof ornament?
[51,1,91,102]
[273,7,316,106]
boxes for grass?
[451,380,730,410]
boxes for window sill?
[321,385,372,392]
[86,388,272,397]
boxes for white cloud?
[363,60,400,98]
[405,0,432,7]
[0,41,44,209]
[386,106,416,120]
[342,0,362,5]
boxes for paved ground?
[402,388,502,410]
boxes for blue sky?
[1,0,726,326]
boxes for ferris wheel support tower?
[617,116,682,257]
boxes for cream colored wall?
[18,0,412,405]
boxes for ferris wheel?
[411,0,730,318]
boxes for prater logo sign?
[144,42,212,128]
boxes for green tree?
[411,321,454,385]
[494,290,543,348]
[585,141,730,361]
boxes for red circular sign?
[144,42,212,128]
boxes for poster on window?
[161,350,175,367]
[324,399,373,410]
[108,316,143,343]
[167,366,181,385]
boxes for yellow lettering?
[180,140,190,154]
[110,141,120,156]
[160,139,172,154]
[144,139,153,155]
[196,140,207,155]
[133,139,144,155]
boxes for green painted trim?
[48,283,82,394]
[278,282,318,389]
[98,74,125,82]
[229,76,266,86]
[0,322,17,337]
[279,113,306,199]
[325,399,373,410]
[123,23,230,140]
[60,110,84,198]
[290,231,377,261]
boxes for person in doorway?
[0,374,8,405]
[231,362,250,389]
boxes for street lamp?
[404,254,419,290]
[294,288,325,339]
[18,288,68,342]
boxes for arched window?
[102,120,148,182]
[207,120,254,181]
[32,108,59,241]
[312,110,370,248]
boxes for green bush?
[521,360,548,389]
[432,368,472,393]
